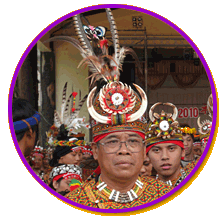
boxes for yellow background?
[0,0,221,221]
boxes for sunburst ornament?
[99,81,136,115]
[197,118,212,135]
[148,102,179,139]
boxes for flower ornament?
[180,127,197,135]
[147,102,180,139]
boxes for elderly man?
[65,66,173,209]
[146,102,198,188]
[46,8,172,209]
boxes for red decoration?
[72,92,78,98]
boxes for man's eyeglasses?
[98,138,145,154]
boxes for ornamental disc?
[99,82,136,115]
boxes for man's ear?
[58,156,64,164]
[25,128,34,139]
[91,142,99,161]
[53,180,59,190]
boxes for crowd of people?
[12,8,213,209]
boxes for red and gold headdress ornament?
[146,102,183,153]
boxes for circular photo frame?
[8,4,217,213]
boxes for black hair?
[58,190,70,196]
[12,98,38,142]
[49,176,63,191]
[180,123,194,141]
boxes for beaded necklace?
[156,168,187,187]
[96,177,144,203]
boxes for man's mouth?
[115,160,133,166]
[160,163,172,170]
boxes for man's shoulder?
[184,157,200,175]
[141,176,172,192]
[65,179,95,201]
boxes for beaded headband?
[13,112,41,133]
[82,144,93,155]
[146,102,183,147]
[49,164,82,181]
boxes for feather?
[44,36,91,57]
[44,36,105,79]
[73,14,95,56]
[54,110,62,128]
[63,93,73,125]
[68,94,88,125]
[118,47,143,74]
[78,55,102,75]
[105,8,120,63]
[60,82,68,122]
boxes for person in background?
[49,164,82,196]
[12,98,41,157]
[139,155,153,177]
[180,124,199,167]
[29,146,45,179]
[46,82,90,170]
[146,102,198,188]
[193,134,202,157]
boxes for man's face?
[33,155,43,169]
[148,142,185,181]
[140,155,152,177]
[43,157,49,168]
[58,150,83,166]
[92,131,146,182]
[53,177,72,193]
[23,130,37,157]
[183,134,194,156]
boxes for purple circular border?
[8,4,217,213]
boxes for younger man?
[146,102,198,187]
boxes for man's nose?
[161,149,169,160]
[117,142,130,155]
[140,165,146,174]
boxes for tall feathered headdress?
[46,82,90,147]
[44,8,142,87]
[44,9,147,140]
